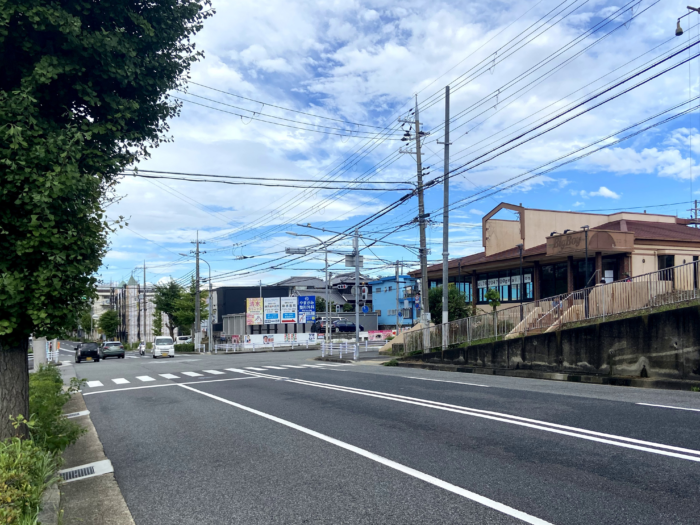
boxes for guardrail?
[405,259,700,354]
[320,340,380,360]
[213,340,317,353]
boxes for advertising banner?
[281,297,298,324]
[368,330,395,341]
[246,298,263,326]
[242,333,318,346]
[297,295,316,324]
[264,297,281,325]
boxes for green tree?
[429,286,473,323]
[152,309,163,337]
[343,303,354,312]
[97,310,119,339]
[173,278,208,333]
[153,280,184,339]
[79,311,94,338]
[315,297,325,312]
[485,288,501,312]
[0,0,212,439]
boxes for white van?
[152,336,175,358]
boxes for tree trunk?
[167,317,175,339]
[0,338,29,440]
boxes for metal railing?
[405,259,700,354]
[320,340,380,360]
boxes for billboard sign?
[246,298,263,326]
[281,297,298,324]
[297,295,316,324]
[264,297,281,325]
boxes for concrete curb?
[37,481,60,525]
[396,361,700,391]
[315,356,354,363]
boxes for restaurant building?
[411,202,700,310]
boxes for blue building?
[368,275,418,329]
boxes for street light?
[516,244,524,321]
[286,232,330,343]
[676,6,700,36]
[180,253,213,352]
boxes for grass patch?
[691,386,700,392]
[383,359,400,366]
[1,366,86,524]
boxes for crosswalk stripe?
[261,366,286,370]
[225,368,249,373]
[136,376,155,382]
[182,372,203,377]
[299,365,322,368]
[245,367,267,371]
[86,381,103,388]
[203,370,225,375]
[112,378,129,385]
[281,365,304,368]
[159,374,179,379]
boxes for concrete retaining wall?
[418,304,700,380]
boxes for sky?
[101,0,700,289]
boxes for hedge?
[174,343,195,353]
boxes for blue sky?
[102,0,700,288]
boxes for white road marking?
[245,367,268,371]
[203,370,225,375]
[238,370,700,462]
[179,384,552,525]
[59,459,114,484]
[299,365,323,368]
[159,374,180,379]
[86,381,103,388]
[636,403,700,413]
[225,368,249,373]
[261,366,287,370]
[181,372,203,377]
[281,365,305,368]
[83,376,262,396]
[403,377,489,388]
[112,378,130,385]
[136,376,155,382]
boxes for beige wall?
[522,209,610,250]
[484,219,521,256]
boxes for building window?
[388,286,392,291]
[658,255,675,282]
[375,288,381,294]
[541,263,568,298]
[402,308,412,318]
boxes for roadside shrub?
[0,437,60,524]
[174,343,195,353]
[28,365,86,454]
[383,359,399,367]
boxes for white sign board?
[264,297,280,325]
[511,275,521,285]
[499,277,511,286]
[477,280,487,289]
[281,297,298,324]
[524,274,532,283]
[488,278,498,288]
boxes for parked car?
[75,342,100,363]
[175,335,192,345]
[310,317,342,333]
[332,319,364,333]
[153,336,175,358]
[100,341,125,359]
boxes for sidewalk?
[59,365,135,525]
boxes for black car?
[75,342,100,364]
[310,318,340,333]
[332,319,364,333]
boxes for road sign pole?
[354,228,360,349]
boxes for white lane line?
[179,384,551,525]
[83,376,263,395]
[159,374,179,379]
[261,366,287,370]
[203,370,225,375]
[403,377,489,388]
[238,370,700,462]
[136,376,155,382]
[245,367,268,371]
[281,365,305,368]
[225,368,249,373]
[637,403,700,413]
[112,378,130,385]
[299,365,323,368]
[86,381,103,388]
[182,372,203,377]
[59,459,114,484]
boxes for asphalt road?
[58,342,700,524]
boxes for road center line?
[82,376,263,395]
[178,383,552,525]
[402,376,489,387]
[636,403,700,412]
[232,370,700,461]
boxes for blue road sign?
[398,311,403,318]
[362,305,369,313]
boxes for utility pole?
[438,86,451,350]
[143,260,146,344]
[399,95,429,332]
[354,228,360,348]
[193,230,202,347]
[395,261,400,336]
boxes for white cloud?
[579,186,620,199]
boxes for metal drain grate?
[60,466,95,481]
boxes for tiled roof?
[593,220,700,241]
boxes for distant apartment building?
[369,275,418,329]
